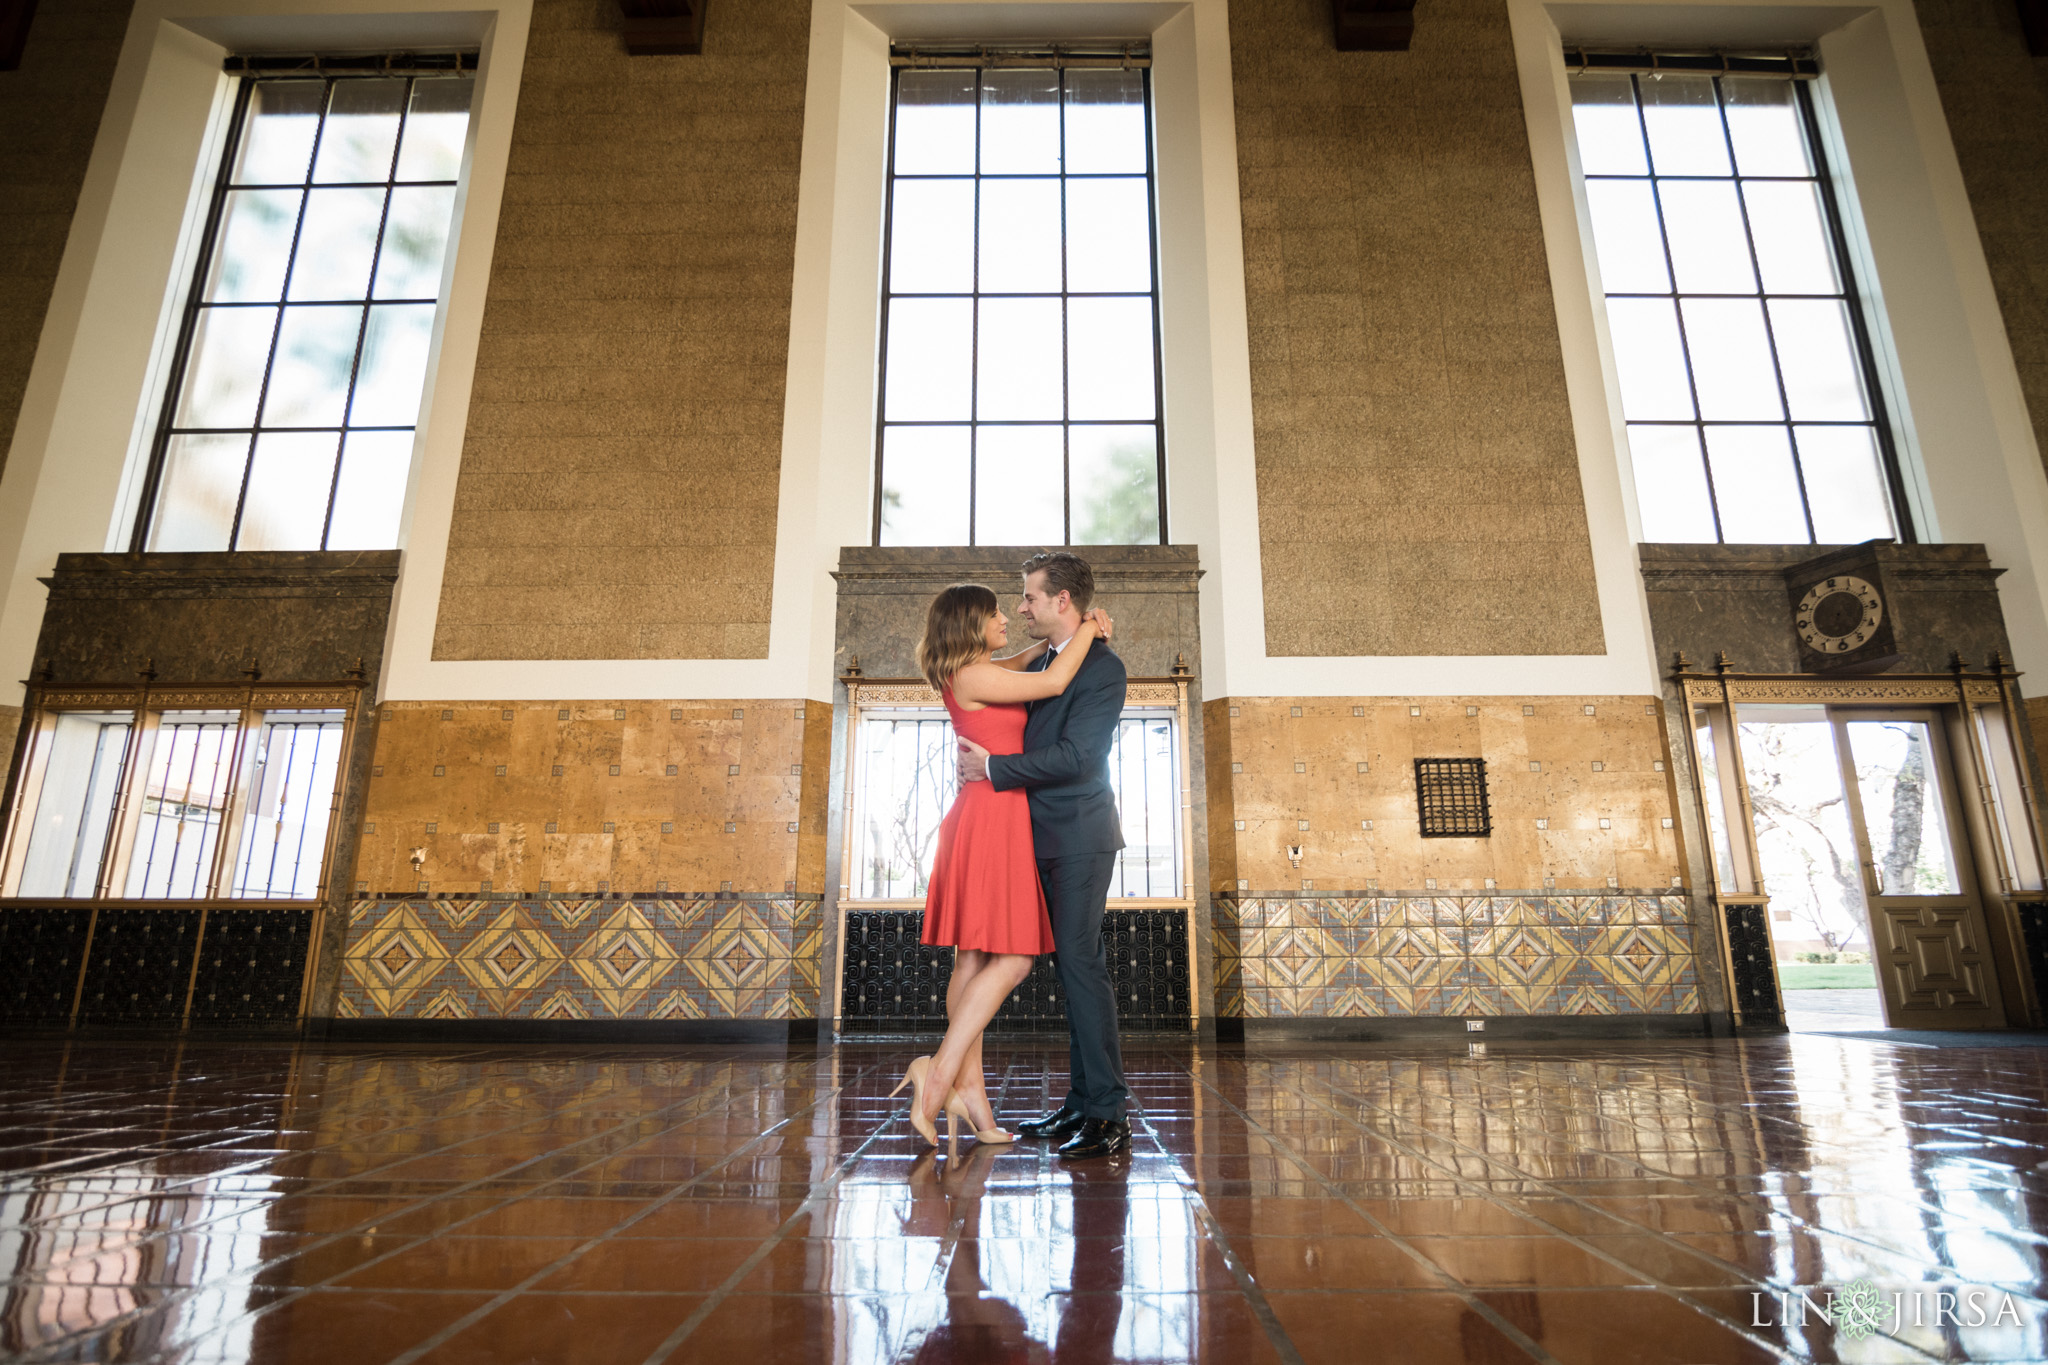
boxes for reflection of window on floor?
[850,708,1181,899]
[8,707,348,899]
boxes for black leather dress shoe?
[1056,1118,1131,1159]
[1016,1104,1086,1140]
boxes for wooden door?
[1830,710,2004,1029]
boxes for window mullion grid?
[320,75,414,551]
[132,80,259,553]
[259,722,298,896]
[1143,67,1167,543]
[871,73,902,546]
[1794,80,1914,544]
[168,723,206,897]
[1059,67,1072,547]
[230,78,331,552]
[287,722,332,893]
[1712,77,1817,544]
[1630,74,1726,543]
[968,71,983,546]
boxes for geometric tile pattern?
[1213,892,1700,1018]
[340,895,823,1020]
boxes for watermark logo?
[1753,1282,2022,1337]
[1830,1279,1887,1341]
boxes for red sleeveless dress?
[920,691,1055,955]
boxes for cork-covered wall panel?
[431,0,809,661]
[353,700,825,894]
[0,0,132,474]
[1230,0,1603,657]
[1917,0,2048,476]
[1208,697,1682,892]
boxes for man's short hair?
[1021,551,1094,614]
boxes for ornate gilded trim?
[250,688,359,710]
[31,691,144,709]
[35,683,362,711]
[846,677,1184,709]
[1679,676,2000,705]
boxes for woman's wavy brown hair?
[916,583,999,691]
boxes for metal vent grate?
[1415,758,1491,838]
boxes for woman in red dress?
[890,583,1105,1146]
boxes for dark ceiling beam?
[1332,0,1414,52]
[2020,0,2048,55]
[0,0,39,71]
[618,0,705,55]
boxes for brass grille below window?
[1415,758,1491,838]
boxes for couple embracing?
[890,550,1131,1160]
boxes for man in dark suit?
[957,551,1131,1158]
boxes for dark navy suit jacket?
[985,637,1127,858]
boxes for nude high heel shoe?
[945,1088,1016,1145]
[887,1056,943,1147]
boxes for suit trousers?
[1038,850,1128,1120]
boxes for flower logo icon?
[1832,1279,1887,1341]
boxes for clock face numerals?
[1795,575,1883,655]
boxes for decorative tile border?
[1213,893,1700,1019]
[338,896,822,1021]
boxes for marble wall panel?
[35,552,402,686]
[1205,695,1683,893]
[1638,543,2018,677]
[794,704,833,892]
[352,699,829,896]
[832,545,1203,680]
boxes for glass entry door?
[1730,705,2002,1029]
[1836,713,2001,1028]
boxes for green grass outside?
[1777,962,1879,990]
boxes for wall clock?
[1794,575,1882,655]
[1784,552,1900,674]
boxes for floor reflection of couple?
[906,1144,1130,1363]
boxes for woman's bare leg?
[946,951,991,1123]
[944,952,1009,1132]
[920,950,1033,1130]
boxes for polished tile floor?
[3,1036,2046,1364]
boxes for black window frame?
[872,56,1170,547]
[1571,63,1915,546]
[130,58,475,554]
